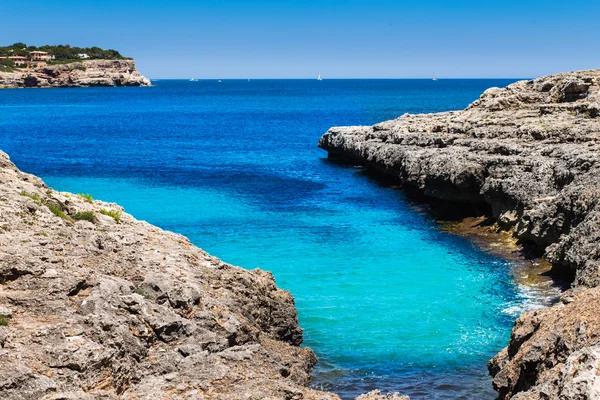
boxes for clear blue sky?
[2,0,599,79]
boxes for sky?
[2,0,599,79]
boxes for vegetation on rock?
[72,211,96,222]
[46,204,71,222]
[100,208,122,224]
[77,193,93,204]
[0,42,129,72]
[0,42,128,60]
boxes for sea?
[0,79,550,399]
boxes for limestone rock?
[508,343,600,400]
[0,151,337,399]
[355,390,409,400]
[0,60,151,88]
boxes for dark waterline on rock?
[0,79,554,399]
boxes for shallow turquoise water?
[0,79,526,398]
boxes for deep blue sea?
[1,79,536,399]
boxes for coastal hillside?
[0,43,150,88]
[0,43,129,72]
[319,70,600,399]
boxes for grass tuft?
[0,315,9,326]
[100,209,122,224]
[77,193,94,204]
[19,191,42,204]
[47,204,72,222]
[72,211,96,222]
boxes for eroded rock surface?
[0,60,151,88]
[354,390,409,400]
[318,69,600,399]
[0,150,336,399]
[490,288,600,399]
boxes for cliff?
[0,60,151,88]
[318,70,600,399]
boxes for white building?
[78,53,90,59]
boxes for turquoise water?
[0,80,525,398]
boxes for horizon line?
[148,77,529,80]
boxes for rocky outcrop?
[0,60,151,88]
[354,390,409,400]
[318,70,600,399]
[489,288,600,399]
[0,150,335,399]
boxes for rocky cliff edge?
[319,69,600,399]
[0,151,336,399]
[0,60,151,88]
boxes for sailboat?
[432,73,437,81]
[190,78,197,82]
[317,73,322,81]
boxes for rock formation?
[0,151,408,399]
[0,60,151,88]
[0,151,335,399]
[355,390,409,400]
[318,69,600,399]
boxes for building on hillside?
[1,54,47,69]
[7,55,27,66]
[30,51,51,61]
[78,53,90,59]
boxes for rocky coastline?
[0,151,406,399]
[0,151,325,399]
[319,69,600,399]
[0,59,151,88]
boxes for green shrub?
[100,209,122,224]
[19,191,42,204]
[47,204,71,222]
[0,58,14,72]
[72,211,95,222]
[77,193,93,204]
[0,315,9,326]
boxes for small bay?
[1,79,532,399]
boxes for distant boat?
[432,73,437,81]
[190,78,197,82]
[218,80,222,83]
[317,73,322,81]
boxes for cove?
[0,79,535,399]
